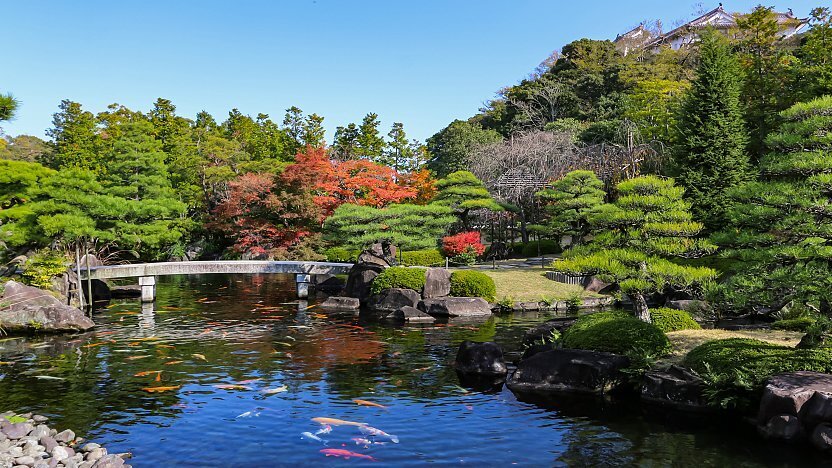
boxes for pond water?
[0,274,827,466]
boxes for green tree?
[433,171,503,230]
[45,100,99,170]
[736,5,799,158]
[535,170,606,247]
[796,7,832,99]
[0,135,52,162]
[333,123,360,159]
[323,203,456,251]
[0,93,18,123]
[555,175,717,321]
[712,96,832,321]
[356,113,386,161]
[673,29,751,230]
[622,79,689,143]
[302,113,326,148]
[384,122,413,172]
[426,120,502,177]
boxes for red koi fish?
[320,449,377,461]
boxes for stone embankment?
[0,412,131,468]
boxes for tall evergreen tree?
[333,123,360,159]
[384,122,412,172]
[674,29,751,230]
[45,100,99,170]
[301,113,326,148]
[356,112,386,161]
[712,96,832,329]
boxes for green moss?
[400,249,445,267]
[370,267,426,295]
[324,247,359,263]
[650,308,701,333]
[562,311,672,356]
[772,316,817,332]
[449,270,496,302]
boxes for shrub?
[370,267,427,295]
[772,316,817,332]
[562,311,672,356]
[449,270,496,302]
[21,250,68,290]
[683,338,832,409]
[650,308,701,333]
[400,249,445,267]
[324,247,359,263]
[521,239,561,257]
[442,231,485,257]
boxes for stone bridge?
[78,261,354,302]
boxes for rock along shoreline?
[0,411,131,468]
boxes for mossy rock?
[650,308,701,333]
[562,311,671,356]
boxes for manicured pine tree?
[433,171,503,230]
[713,96,832,335]
[534,170,605,247]
[555,175,717,322]
[674,28,751,230]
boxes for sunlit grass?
[468,268,600,302]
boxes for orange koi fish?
[320,449,377,462]
[311,417,366,427]
[352,399,387,409]
[134,370,162,377]
[142,385,180,393]
[125,355,150,361]
[164,360,184,365]
[191,354,207,361]
[156,344,176,349]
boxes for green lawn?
[470,268,600,302]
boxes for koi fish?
[142,385,180,393]
[359,425,399,443]
[412,366,431,373]
[301,432,326,443]
[214,384,251,390]
[316,425,332,435]
[351,437,385,447]
[352,399,387,409]
[0,361,14,365]
[82,341,113,348]
[125,355,150,361]
[192,354,207,361]
[164,360,183,365]
[320,449,377,461]
[96,331,116,336]
[236,411,260,418]
[156,344,176,349]
[311,417,366,427]
[237,378,261,385]
[261,386,288,395]
[275,342,292,347]
[34,375,65,381]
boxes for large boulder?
[356,242,396,268]
[367,288,420,314]
[344,263,384,304]
[315,275,345,294]
[385,306,435,323]
[758,414,803,441]
[454,341,507,377]
[0,281,95,332]
[423,268,451,298]
[811,423,832,452]
[799,391,832,430]
[507,348,630,395]
[419,297,492,317]
[522,317,577,347]
[582,276,613,294]
[319,296,360,311]
[758,371,832,425]
[641,365,709,411]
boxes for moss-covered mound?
[562,311,672,356]
[370,267,427,295]
[683,338,832,388]
[650,308,701,333]
[450,270,497,302]
[400,249,445,267]
[771,316,817,332]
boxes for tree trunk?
[631,293,651,322]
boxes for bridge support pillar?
[139,276,156,303]
[296,274,312,299]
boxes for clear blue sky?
[1,1,816,143]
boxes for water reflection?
[0,274,826,466]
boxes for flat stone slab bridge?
[78,261,354,302]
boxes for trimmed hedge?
[370,267,427,295]
[324,247,359,263]
[772,316,817,332]
[400,249,445,267]
[650,308,701,333]
[562,311,672,356]
[683,338,832,389]
[449,270,496,302]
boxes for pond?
[0,274,825,466]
